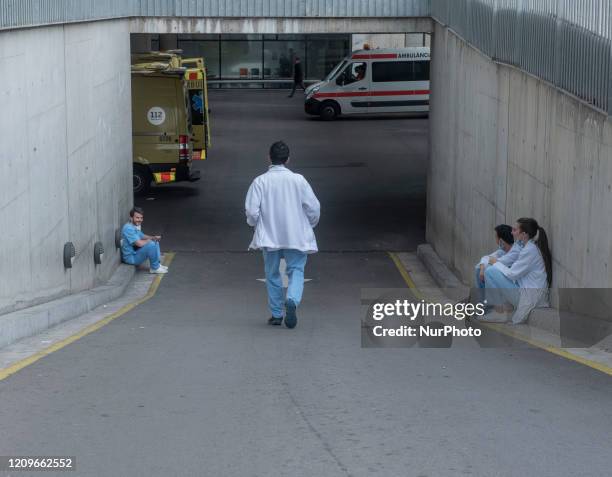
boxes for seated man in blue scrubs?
[474,224,520,290]
[121,207,167,274]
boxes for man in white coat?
[245,141,320,329]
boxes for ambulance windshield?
[324,60,347,81]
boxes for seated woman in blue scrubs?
[481,217,552,324]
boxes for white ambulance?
[304,47,430,120]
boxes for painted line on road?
[388,251,612,377]
[0,253,176,382]
[387,252,425,300]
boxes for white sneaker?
[474,310,508,323]
[150,266,168,274]
[158,265,168,271]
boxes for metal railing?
[163,0,432,17]
[2,0,610,114]
[0,0,431,30]
[431,0,612,114]
[0,0,137,28]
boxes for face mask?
[135,225,141,231]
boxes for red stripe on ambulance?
[313,89,430,99]
[351,53,398,59]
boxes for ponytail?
[517,217,553,287]
[536,226,553,287]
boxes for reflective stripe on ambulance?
[153,172,176,184]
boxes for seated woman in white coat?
[480,217,552,324]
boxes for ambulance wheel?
[133,165,152,196]
[320,101,339,121]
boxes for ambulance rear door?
[183,58,211,160]
[185,69,205,159]
[132,75,180,167]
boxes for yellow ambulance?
[131,55,200,195]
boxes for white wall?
[352,33,406,50]
[351,33,429,50]
[428,23,612,293]
[0,19,133,314]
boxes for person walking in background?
[245,141,320,329]
[288,57,305,98]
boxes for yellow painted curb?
[0,252,176,382]
[387,252,424,300]
[479,322,612,377]
[388,251,612,377]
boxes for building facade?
[134,33,428,87]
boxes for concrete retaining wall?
[0,19,133,314]
[427,23,612,295]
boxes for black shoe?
[267,316,283,326]
[287,95,293,98]
[285,300,297,329]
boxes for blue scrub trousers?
[484,266,520,307]
[473,265,486,303]
[124,241,161,270]
[263,249,308,319]
[474,266,486,289]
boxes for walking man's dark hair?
[129,206,144,217]
[270,141,290,165]
[517,217,553,287]
[494,224,514,245]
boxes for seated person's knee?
[141,241,158,256]
[484,266,499,281]
[143,241,156,249]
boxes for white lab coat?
[493,240,548,288]
[245,165,320,253]
[493,240,550,323]
[478,241,522,267]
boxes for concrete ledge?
[526,307,561,334]
[416,244,464,289]
[0,265,135,350]
[524,308,612,347]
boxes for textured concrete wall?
[0,19,133,314]
[428,23,612,292]
[129,17,433,35]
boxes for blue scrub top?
[121,222,144,261]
